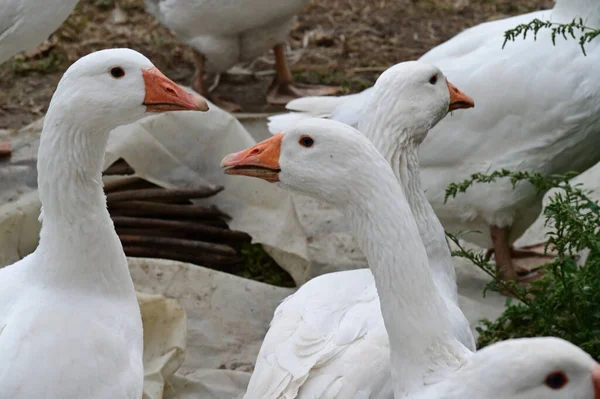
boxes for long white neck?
[34,103,135,297]
[366,124,459,304]
[342,163,466,397]
[553,0,600,26]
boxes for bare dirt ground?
[0,0,552,129]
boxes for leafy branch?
[503,17,600,55]
[446,170,600,358]
[444,169,579,203]
[446,231,532,303]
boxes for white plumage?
[267,0,600,281]
[0,48,207,398]
[243,62,476,399]
[223,118,600,399]
[144,0,339,109]
[0,0,78,64]
[144,0,306,72]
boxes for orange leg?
[0,141,11,158]
[192,51,242,113]
[488,226,548,292]
[266,43,341,105]
[490,225,520,282]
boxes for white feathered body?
[145,0,308,72]
[0,0,78,64]
[244,269,392,399]
[268,5,600,248]
[0,251,143,398]
[418,5,600,247]
[245,264,474,399]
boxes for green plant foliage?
[11,52,68,75]
[292,70,376,95]
[239,243,296,288]
[503,17,600,55]
[446,170,600,360]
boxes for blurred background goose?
[0,0,79,64]
[267,0,600,284]
[144,0,340,112]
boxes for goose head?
[47,48,208,131]
[222,118,391,206]
[443,337,600,399]
[36,48,209,222]
[360,61,474,146]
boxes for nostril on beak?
[250,148,261,156]
[165,86,176,95]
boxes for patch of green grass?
[93,0,114,10]
[11,52,68,75]
[239,243,296,288]
[292,70,376,95]
[414,0,453,12]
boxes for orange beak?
[447,78,474,112]
[220,133,283,183]
[142,67,209,112]
[592,365,600,399]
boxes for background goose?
[223,118,600,399]
[230,62,475,399]
[0,48,207,398]
[0,0,79,64]
[267,0,600,283]
[144,0,339,112]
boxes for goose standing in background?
[223,118,600,399]
[144,0,339,112]
[267,0,600,284]
[0,0,79,64]
[226,62,475,399]
[0,48,208,398]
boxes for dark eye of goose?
[110,67,125,79]
[544,371,568,390]
[429,74,438,85]
[298,135,315,148]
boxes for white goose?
[144,0,339,111]
[267,0,600,283]
[0,48,208,398]
[223,62,475,399]
[222,118,600,399]
[0,0,79,64]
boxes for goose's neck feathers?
[341,163,468,397]
[553,0,600,26]
[35,100,134,297]
[366,123,458,303]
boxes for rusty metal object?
[104,176,247,270]
[118,234,236,256]
[122,245,244,269]
[107,186,224,203]
[112,216,250,242]
[116,227,195,239]
[108,201,230,220]
[110,209,230,228]
[103,177,157,194]
[103,158,135,176]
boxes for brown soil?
[0,0,552,129]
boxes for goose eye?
[110,67,125,79]
[429,74,438,85]
[545,371,568,390]
[298,135,314,148]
